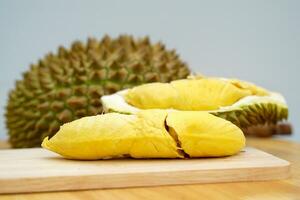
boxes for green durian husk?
[6,35,190,148]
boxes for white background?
[0,0,299,140]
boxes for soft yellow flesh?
[42,110,245,160]
[125,78,268,111]
[170,79,252,110]
[166,111,245,157]
[228,79,269,96]
[188,76,269,96]
[42,111,181,160]
[125,83,179,109]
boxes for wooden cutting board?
[0,147,290,194]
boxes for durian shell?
[212,102,288,128]
[6,35,190,148]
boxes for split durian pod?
[42,110,245,160]
[101,75,289,136]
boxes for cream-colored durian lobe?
[42,110,245,160]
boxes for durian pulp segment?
[226,79,269,96]
[42,110,181,160]
[42,110,245,160]
[187,75,269,96]
[124,83,179,109]
[124,79,258,110]
[101,89,286,114]
[169,79,253,110]
[166,111,245,157]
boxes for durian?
[102,76,288,129]
[6,35,190,148]
[42,110,245,159]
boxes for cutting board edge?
[0,159,290,194]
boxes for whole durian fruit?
[6,35,190,148]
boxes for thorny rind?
[6,35,190,148]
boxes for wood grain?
[0,138,299,199]
[0,146,290,194]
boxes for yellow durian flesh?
[125,78,267,111]
[166,111,245,157]
[42,110,245,160]
[42,110,181,160]
[42,113,137,159]
[187,75,269,96]
[228,79,269,96]
[170,79,252,110]
[130,110,181,158]
[124,83,179,109]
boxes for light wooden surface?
[0,147,289,194]
[0,137,299,199]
